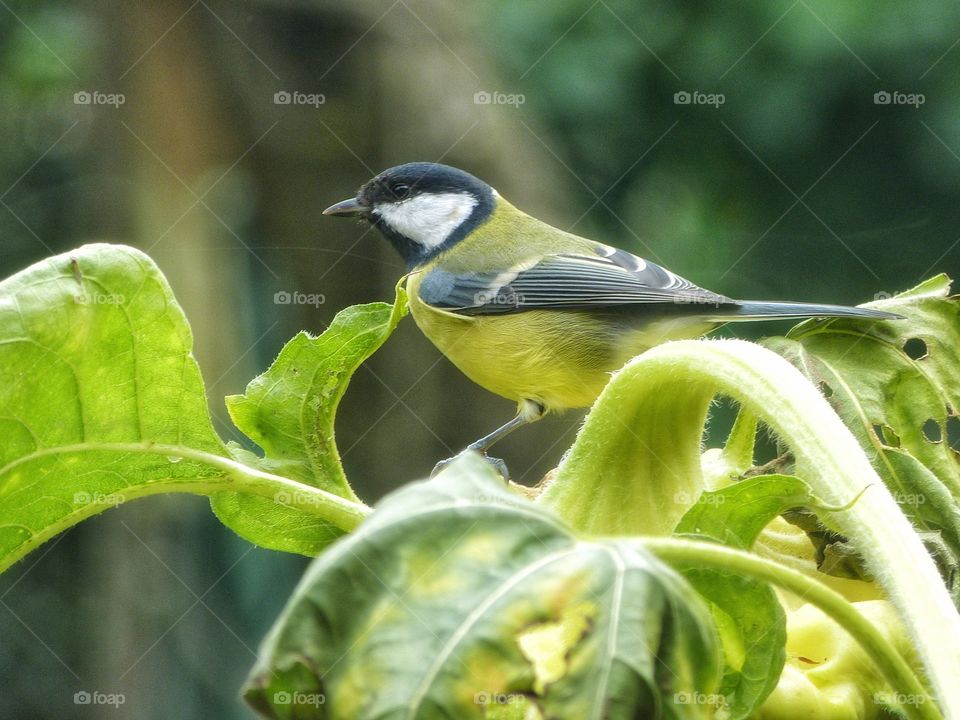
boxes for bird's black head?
[323,162,495,268]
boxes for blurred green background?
[1,0,958,717]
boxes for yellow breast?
[407,294,604,408]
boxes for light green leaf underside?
[244,454,722,720]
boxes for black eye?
[390,183,411,199]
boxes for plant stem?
[146,443,372,530]
[0,443,373,575]
[643,537,942,720]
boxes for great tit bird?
[324,162,899,471]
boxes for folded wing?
[418,245,736,316]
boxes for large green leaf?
[0,244,374,573]
[211,292,406,555]
[0,244,227,571]
[766,275,960,597]
[244,454,722,720]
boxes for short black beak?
[322,197,369,218]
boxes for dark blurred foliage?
[0,0,958,717]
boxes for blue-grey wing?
[418,245,736,315]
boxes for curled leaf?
[212,291,406,555]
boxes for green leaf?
[766,275,960,597]
[211,292,406,556]
[0,244,227,571]
[675,475,815,549]
[244,454,722,720]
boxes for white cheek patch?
[374,192,478,249]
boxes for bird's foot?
[480,454,510,479]
[431,451,510,480]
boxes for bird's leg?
[432,399,546,479]
[465,413,529,453]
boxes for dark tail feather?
[717,301,904,321]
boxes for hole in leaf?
[903,338,928,360]
[922,419,942,443]
[947,415,960,450]
[818,382,834,398]
[872,424,900,447]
